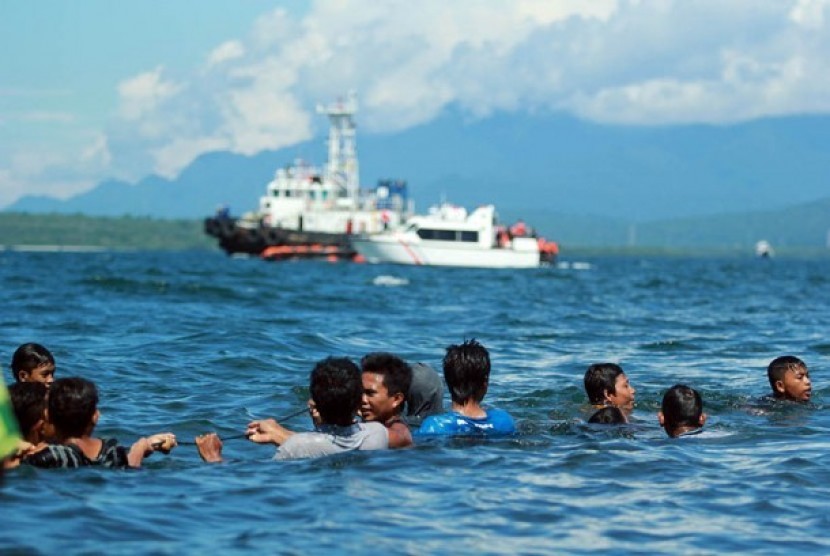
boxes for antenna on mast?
[317,92,359,203]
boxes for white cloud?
[790,0,830,28]
[0,133,114,206]
[207,40,246,68]
[117,66,182,122]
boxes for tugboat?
[204,93,412,260]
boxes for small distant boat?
[755,240,774,258]
[352,203,558,268]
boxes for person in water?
[584,363,636,418]
[360,352,413,449]
[10,343,56,386]
[3,383,49,469]
[418,339,515,436]
[767,355,812,402]
[588,406,627,425]
[658,384,706,438]
[402,361,445,427]
[23,377,176,469]
[197,357,389,462]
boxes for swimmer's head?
[443,339,490,405]
[46,377,99,440]
[767,356,811,402]
[658,384,705,438]
[584,363,635,410]
[309,357,362,427]
[8,382,48,444]
[11,343,55,385]
[359,352,412,424]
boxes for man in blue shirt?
[418,339,515,436]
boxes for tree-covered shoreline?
[0,213,215,251]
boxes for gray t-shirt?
[276,421,389,460]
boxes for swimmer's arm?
[2,440,44,469]
[127,433,177,468]
[195,433,223,463]
[246,419,295,446]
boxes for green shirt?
[0,376,21,458]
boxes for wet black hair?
[360,352,413,401]
[8,382,48,438]
[10,343,55,381]
[310,357,362,426]
[767,355,806,392]
[661,384,702,433]
[584,363,624,405]
[588,406,626,425]
[443,339,490,405]
[48,377,98,439]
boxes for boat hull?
[352,235,543,268]
[204,217,356,260]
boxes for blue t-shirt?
[417,408,516,436]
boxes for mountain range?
[6,110,830,248]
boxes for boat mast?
[317,92,359,202]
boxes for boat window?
[460,231,478,242]
[417,229,457,241]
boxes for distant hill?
[6,112,830,226]
[506,197,830,250]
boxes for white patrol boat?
[351,203,558,268]
[204,93,412,260]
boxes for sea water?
[1,251,829,554]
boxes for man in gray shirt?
[197,357,388,462]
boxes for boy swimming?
[767,355,812,402]
[3,383,49,469]
[10,343,55,386]
[584,363,636,417]
[360,352,413,448]
[418,339,515,436]
[23,377,176,469]
[658,384,706,438]
[197,357,389,462]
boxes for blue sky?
[1,0,829,208]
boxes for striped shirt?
[24,438,130,469]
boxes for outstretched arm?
[127,432,177,468]
[246,419,295,446]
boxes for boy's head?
[658,384,705,437]
[588,406,627,425]
[11,343,55,385]
[767,355,811,402]
[47,377,99,440]
[443,339,490,405]
[8,382,48,443]
[584,363,635,409]
[309,357,362,427]
[360,352,412,423]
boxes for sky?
[1,0,829,208]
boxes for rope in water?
[169,406,309,447]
